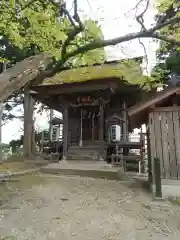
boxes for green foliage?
[0,0,106,66]
[153,0,180,80]
[169,196,180,205]
[0,0,106,123]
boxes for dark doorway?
[82,106,100,141]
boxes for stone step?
[69,145,101,150]
[41,164,130,181]
[67,156,99,161]
[68,153,99,157]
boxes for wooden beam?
[32,81,118,95]
[128,86,180,117]
[62,105,68,160]
[99,104,104,160]
[153,106,180,112]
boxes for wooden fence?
[149,107,180,179]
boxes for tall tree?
[0,0,180,102]
[0,0,106,124]
[152,0,180,85]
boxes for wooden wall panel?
[172,111,180,179]
[149,108,180,180]
[154,112,164,177]
[149,112,156,181]
[166,111,177,179]
[160,112,170,178]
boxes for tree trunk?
[0,54,52,103]
[23,90,35,159]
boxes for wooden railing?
[107,133,146,173]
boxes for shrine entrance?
[81,106,100,142]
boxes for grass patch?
[0,236,17,240]
[0,162,38,173]
[168,196,180,205]
[0,174,48,206]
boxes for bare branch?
[65,29,180,62]
[60,0,84,64]
[125,0,144,16]
[138,38,149,76]
[136,0,150,31]
[73,0,83,28]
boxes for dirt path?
[0,174,180,240]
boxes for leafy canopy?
[0,0,106,66]
[152,0,180,83]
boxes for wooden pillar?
[99,104,104,160]
[122,102,128,140]
[122,102,129,161]
[49,109,53,142]
[92,114,95,141]
[63,105,68,160]
[154,157,162,198]
[79,108,83,147]
[23,90,35,158]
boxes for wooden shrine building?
[29,60,145,165]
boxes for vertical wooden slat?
[166,111,177,179]
[160,112,170,178]
[154,112,164,178]
[172,111,180,179]
[146,127,152,183]
[149,112,156,183]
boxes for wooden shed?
[128,86,180,180]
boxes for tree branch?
[58,0,84,68]
[136,0,150,31]
[151,15,180,32]
[151,32,180,45]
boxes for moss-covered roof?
[42,60,147,86]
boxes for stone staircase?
[67,142,101,161]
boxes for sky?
[2,0,157,143]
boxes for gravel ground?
[0,174,180,240]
